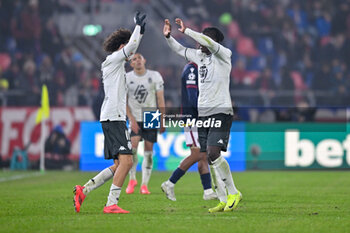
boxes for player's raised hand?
[134,11,146,26]
[163,19,171,38]
[140,22,146,34]
[175,18,186,33]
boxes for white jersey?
[166,28,233,117]
[100,25,142,122]
[126,69,164,122]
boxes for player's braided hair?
[202,27,224,43]
[103,28,132,53]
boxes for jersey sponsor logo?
[119,146,126,151]
[199,65,208,83]
[134,84,148,104]
[186,80,196,84]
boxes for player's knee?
[207,146,221,162]
[122,156,134,169]
[190,147,201,160]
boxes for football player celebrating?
[125,53,165,195]
[163,18,242,212]
[73,11,146,214]
[161,62,218,201]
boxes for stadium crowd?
[0,0,100,107]
[178,0,350,106]
[0,0,349,108]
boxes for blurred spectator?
[299,54,314,88]
[41,18,64,60]
[316,11,332,37]
[45,125,71,169]
[312,64,332,106]
[11,0,41,54]
[313,64,332,91]
[278,66,295,106]
[332,68,349,106]
[287,2,308,34]
[20,59,40,105]
[292,100,316,122]
[254,68,276,105]
[331,0,350,36]
[232,58,249,86]
[52,71,67,106]
[38,55,54,85]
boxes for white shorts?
[184,126,200,148]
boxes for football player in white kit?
[160,62,218,201]
[73,12,146,214]
[125,53,165,195]
[163,18,242,213]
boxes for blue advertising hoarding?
[80,122,246,172]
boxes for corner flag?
[35,84,50,124]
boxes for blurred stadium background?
[0,0,349,171]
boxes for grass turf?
[0,171,349,233]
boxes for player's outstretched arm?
[163,19,199,63]
[175,18,231,62]
[107,12,146,63]
[122,12,146,59]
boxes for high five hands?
[175,18,186,33]
[134,11,146,34]
[163,18,186,38]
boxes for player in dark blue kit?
[161,63,217,201]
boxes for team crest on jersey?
[148,77,152,83]
[188,67,196,80]
[199,65,208,83]
[134,84,148,104]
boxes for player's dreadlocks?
[103,28,132,53]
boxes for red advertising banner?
[0,107,95,161]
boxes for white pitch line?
[0,172,43,183]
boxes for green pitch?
[0,171,349,233]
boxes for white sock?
[204,188,214,195]
[129,148,138,181]
[210,164,227,202]
[167,180,175,187]
[212,156,238,196]
[83,167,114,195]
[106,184,121,206]
[141,151,153,186]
